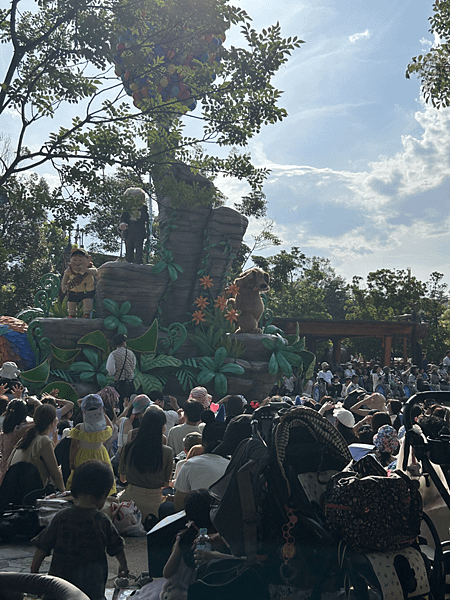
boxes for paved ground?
[0,534,150,592]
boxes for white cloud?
[349,29,370,43]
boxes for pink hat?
[188,386,212,408]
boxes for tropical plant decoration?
[262,335,316,381]
[151,248,184,281]
[69,347,109,388]
[103,299,143,335]
[189,276,243,358]
[134,352,182,393]
[197,347,245,398]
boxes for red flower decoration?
[225,308,238,323]
[199,275,214,289]
[195,296,209,309]
[192,310,206,325]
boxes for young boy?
[31,460,128,600]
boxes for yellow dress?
[66,424,116,495]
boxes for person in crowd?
[349,393,387,418]
[173,431,203,481]
[9,403,65,491]
[332,406,358,445]
[443,350,450,372]
[106,334,136,411]
[371,365,384,394]
[148,390,181,435]
[118,407,173,521]
[66,394,115,495]
[174,412,228,511]
[167,400,204,455]
[387,399,403,431]
[213,413,252,458]
[317,362,333,394]
[373,424,399,467]
[187,386,212,409]
[31,460,128,600]
[0,362,23,398]
[0,397,39,484]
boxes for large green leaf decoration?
[197,370,215,385]
[51,344,80,363]
[220,363,245,374]
[41,381,78,403]
[82,347,99,368]
[70,361,96,373]
[21,359,51,383]
[77,331,109,354]
[139,373,164,392]
[127,319,158,353]
[104,315,119,330]
[300,350,316,380]
[103,298,120,315]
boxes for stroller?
[205,403,439,600]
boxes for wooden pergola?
[272,317,428,366]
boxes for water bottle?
[196,528,212,553]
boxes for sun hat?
[188,386,212,408]
[81,394,104,412]
[132,394,152,414]
[321,362,329,369]
[0,362,21,379]
[373,424,399,454]
[333,407,355,428]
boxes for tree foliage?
[0,0,303,222]
[0,175,67,315]
[406,0,450,107]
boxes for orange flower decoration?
[214,296,228,311]
[226,283,240,297]
[195,296,209,309]
[192,310,206,325]
[225,308,239,323]
[199,275,214,289]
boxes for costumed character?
[118,188,149,264]
[230,267,270,334]
[61,248,97,318]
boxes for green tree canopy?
[406,0,450,107]
[1,0,303,223]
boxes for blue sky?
[2,0,448,289]
[212,0,450,288]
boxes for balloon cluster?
[113,24,225,111]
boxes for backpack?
[323,469,423,553]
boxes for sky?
[2,0,449,289]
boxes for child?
[61,247,97,318]
[66,394,116,495]
[31,460,128,600]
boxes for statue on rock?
[61,248,97,318]
[230,268,270,334]
[118,187,149,264]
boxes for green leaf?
[261,338,275,350]
[79,371,95,381]
[268,353,279,375]
[277,352,293,377]
[214,347,227,369]
[121,314,143,326]
[220,363,245,374]
[103,298,120,315]
[70,361,95,373]
[119,301,131,316]
[41,381,78,403]
[117,322,128,335]
[197,370,215,385]
[201,356,215,371]
[214,373,228,397]
[77,330,109,353]
[152,261,167,274]
[127,319,158,353]
[167,264,178,281]
[82,347,99,368]
[21,360,50,383]
[139,373,164,393]
[96,373,107,388]
[104,315,119,330]
[51,345,80,363]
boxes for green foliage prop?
[21,359,50,384]
[152,249,184,282]
[41,381,78,403]
[103,299,143,335]
[78,331,109,354]
[51,344,80,363]
[126,320,158,353]
[70,348,108,388]
[197,347,244,398]
[134,353,182,393]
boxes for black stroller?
[204,403,440,600]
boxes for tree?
[0,175,67,315]
[406,1,450,107]
[1,0,303,222]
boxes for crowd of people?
[1,350,450,600]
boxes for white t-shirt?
[174,453,230,493]
[167,423,202,455]
[318,370,332,385]
[164,410,179,436]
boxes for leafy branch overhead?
[0,0,304,223]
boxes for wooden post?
[332,338,342,366]
[383,335,392,367]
